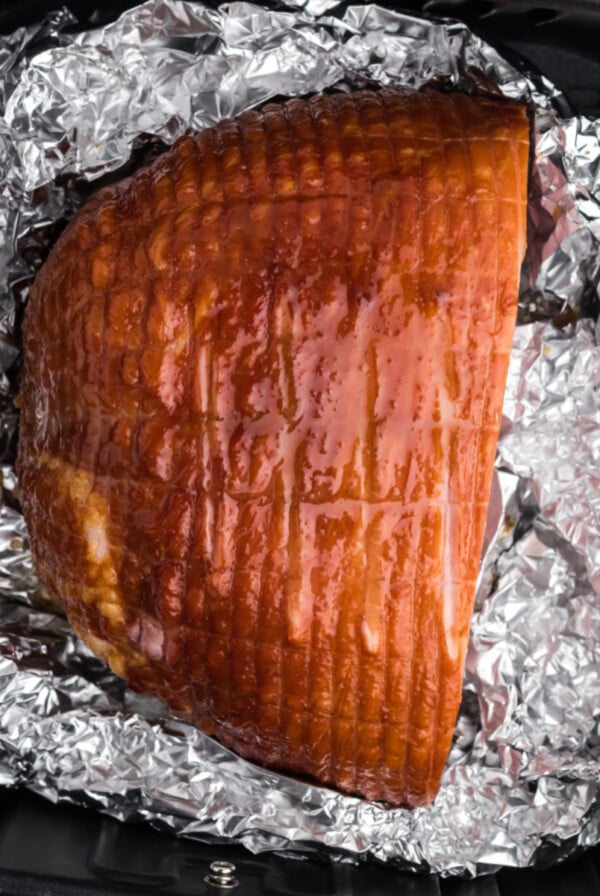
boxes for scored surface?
[17,89,529,806]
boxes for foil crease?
[0,0,600,877]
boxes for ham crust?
[17,89,529,806]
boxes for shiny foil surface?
[0,0,600,877]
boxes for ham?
[17,89,529,806]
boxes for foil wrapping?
[0,0,600,877]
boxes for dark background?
[1,1,600,894]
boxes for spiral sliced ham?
[17,89,529,806]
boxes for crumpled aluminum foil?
[1,0,600,878]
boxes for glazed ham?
[18,89,529,807]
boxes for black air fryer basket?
[1,1,600,894]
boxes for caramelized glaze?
[18,89,529,806]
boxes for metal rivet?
[204,860,239,889]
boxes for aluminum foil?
[0,0,600,878]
